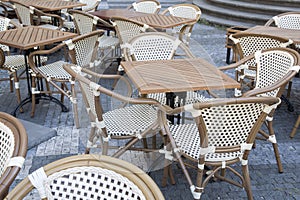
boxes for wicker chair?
[220,32,293,97]
[67,9,119,69]
[127,0,161,14]
[27,30,103,128]
[11,0,64,30]
[0,112,27,199]
[162,96,280,199]
[161,4,201,46]
[5,154,165,200]
[221,47,300,173]
[63,63,166,157]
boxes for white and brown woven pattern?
[170,102,264,161]
[274,13,300,30]
[255,49,294,97]
[0,121,14,177]
[45,166,145,200]
[131,0,161,14]
[38,60,70,80]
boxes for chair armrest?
[34,9,64,30]
[218,54,255,71]
[82,1,100,12]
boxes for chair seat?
[104,104,158,137]
[170,123,242,162]
[98,35,119,49]
[3,55,47,71]
[38,60,70,80]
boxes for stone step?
[194,0,300,27]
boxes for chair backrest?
[265,11,300,30]
[129,0,161,14]
[188,97,279,160]
[230,32,293,67]
[80,0,100,12]
[0,16,11,52]
[10,1,33,26]
[0,112,27,199]
[68,9,112,35]
[123,32,195,61]
[64,30,103,68]
[111,16,155,45]
[161,4,201,44]
[5,154,165,200]
[243,47,300,98]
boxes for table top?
[33,0,86,11]
[245,25,300,44]
[90,9,196,29]
[0,26,77,50]
[121,58,240,94]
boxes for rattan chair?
[225,47,300,173]
[5,154,165,200]
[27,30,103,128]
[63,63,166,157]
[161,4,201,46]
[11,0,64,30]
[0,112,27,199]
[162,96,280,200]
[127,0,161,14]
[67,9,119,69]
[220,32,293,97]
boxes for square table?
[121,58,240,95]
[244,26,300,45]
[33,1,86,12]
[90,9,196,29]
[0,26,77,115]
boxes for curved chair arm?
[218,54,255,71]
[34,9,64,30]
[264,18,275,26]
[0,48,5,67]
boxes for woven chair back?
[132,0,161,14]
[273,13,300,29]
[0,16,10,51]
[11,1,32,26]
[70,10,97,34]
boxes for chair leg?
[290,115,300,138]
[286,81,292,99]
[85,126,96,154]
[31,75,37,117]
[70,82,79,128]
[12,72,23,112]
[267,120,283,173]
[242,164,253,200]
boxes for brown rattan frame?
[0,112,27,199]
[5,154,165,200]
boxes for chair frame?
[161,4,201,45]
[0,112,27,199]
[5,154,165,200]
[11,0,64,30]
[163,96,280,200]
[27,30,103,128]
[265,11,300,28]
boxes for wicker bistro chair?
[27,30,104,128]
[67,9,120,69]
[63,63,167,157]
[0,112,27,199]
[162,96,280,200]
[127,0,161,14]
[223,32,293,97]
[5,154,165,200]
[11,0,64,30]
[220,47,300,173]
[161,4,201,46]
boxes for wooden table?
[0,26,77,115]
[90,9,196,29]
[245,26,300,44]
[121,58,240,95]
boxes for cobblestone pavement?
[1,22,300,199]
